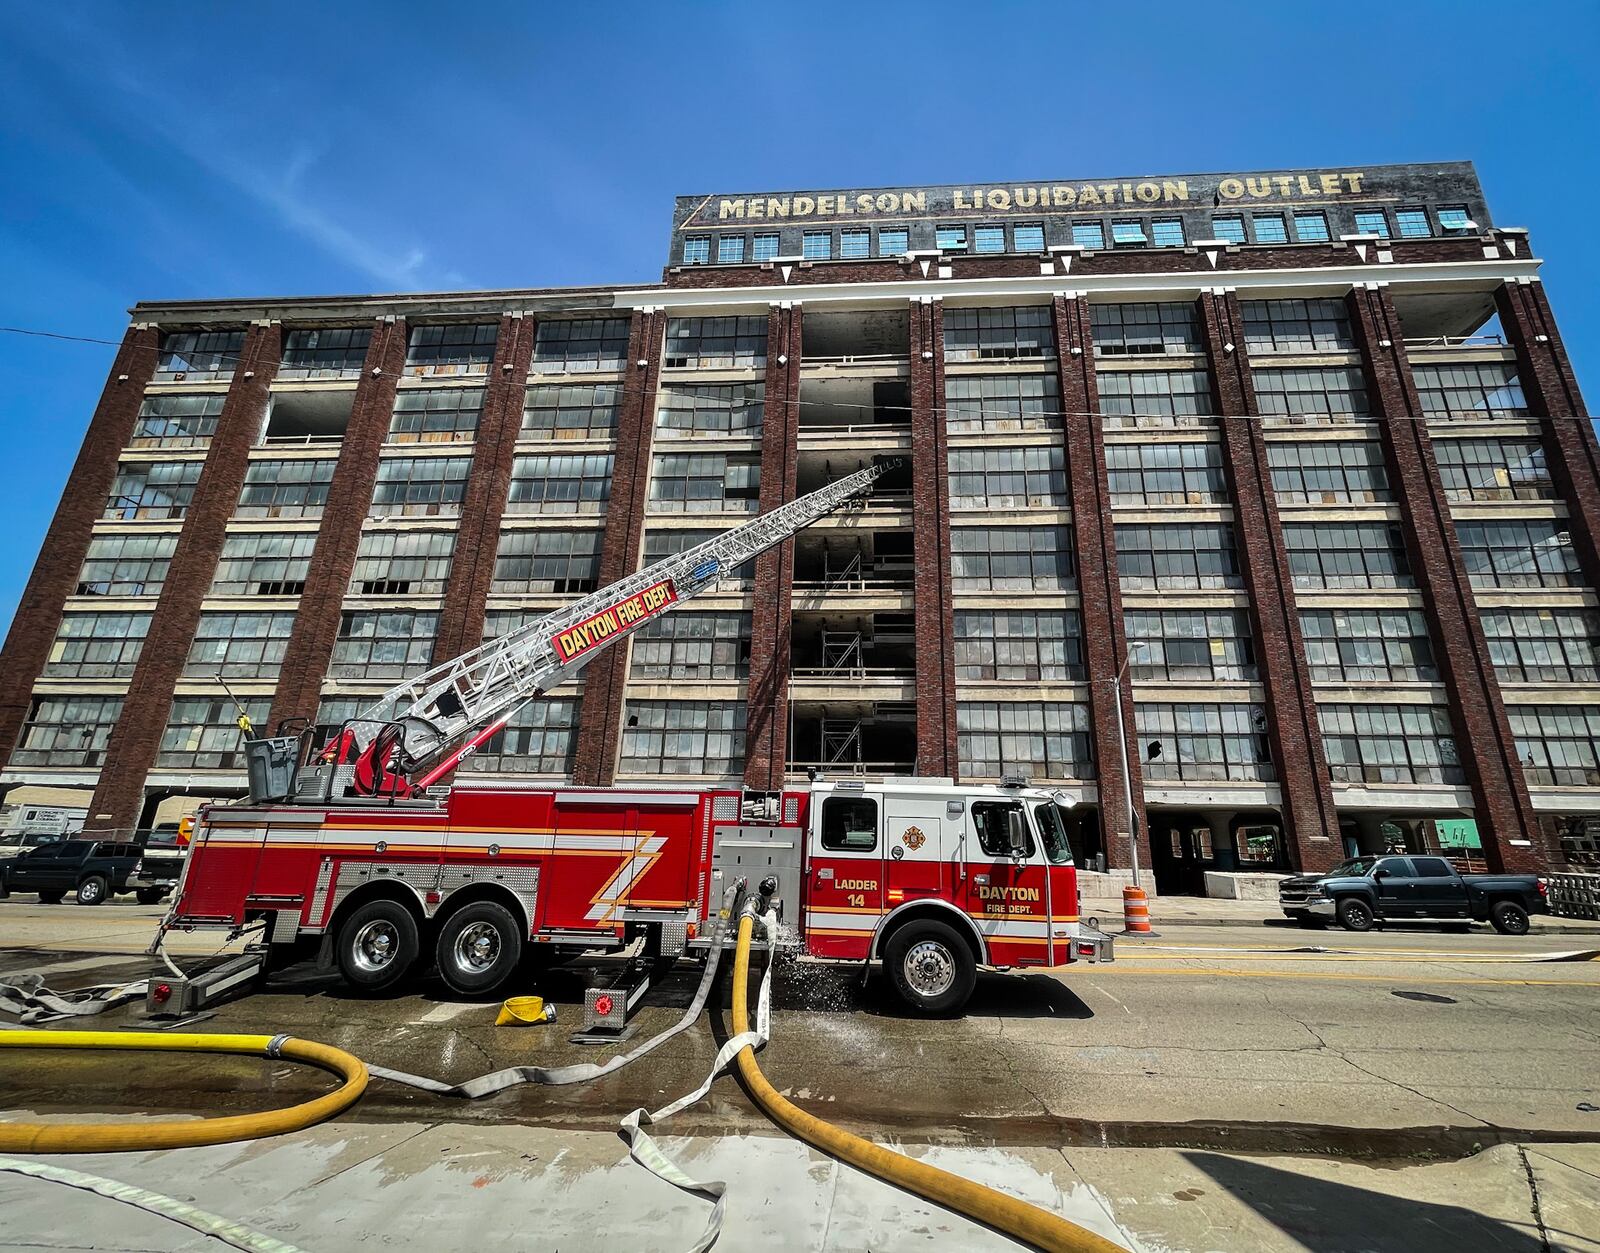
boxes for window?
[1137,703,1275,781]
[1481,608,1600,683]
[1354,210,1390,238]
[1107,442,1227,506]
[619,700,746,775]
[630,611,751,680]
[350,530,456,596]
[1455,520,1583,588]
[130,395,224,448]
[1293,211,1330,242]
[803,231,832,260]
[753,232,781,261]
[331,610,439,679]
[507,453,613,514]
[877,227,909,256]
[1111,219,1147,247]
[1099,370,1216,427]
[280,327,371,377]
[1151,219,1184,248]
[522,384,619,441]
[655,384,764,438]
[75,533,177,597]
[1254,367,1370,424]
[461,699,577,775]
[1211,216,1246,244]
[1124,609,1257,682]
[370,455,472,517]
[1014,223,1044,252]
[1071,221,1105,249]
[643,528,754,587]
[648,452,760,512]
[936,225,966,250]
[957,703,1094,780]
[184,611,296,679]
[1433,439,1553,501]
[1413,363,1528,419]
[1116,523,1241,589]
[1242,299,1355,353]
[1284,522,1412,588]
[237,458,336,518]
[157,697,271,770]
[491,529,600,594]
[1395,208,1431,239]
[942,306,1053,361]
[1252,215,1288,244]
[971,801,1035,857]
[210,531,317,596]
[44,612,150,679]
[1319,703,1462,784]
[1438,206,1473,234]
[951,526,1075,591]
[12,695,124,767]
[682,236,710,264]
[948,446,1067,509]
[157,330,243,379]
[821,796,878,851]
[664,317,767,369]
[389,388,482,443]
[405,323,498,375]
[1300,610,1438,682]
[1092,302,1202,356]
[1267,442,1390,503]
[717,236,746,264]
[973,225,1006,254]
[840,229,871,259]
[955,610,1084,681]
[309,698,369,752]
[481,610,538,643]
[532,318,630,374]
[946,375,1059,431]
[1509,706,1600,786]
[105,460,202,519]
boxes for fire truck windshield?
[1032,802,1076,866]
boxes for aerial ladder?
[247,460,899,806]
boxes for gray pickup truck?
[1279,854,1548,934]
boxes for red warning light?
[593,994,614,1017]
[152,983,173,1004]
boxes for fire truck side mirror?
[1006,809,1028,856]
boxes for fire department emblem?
[902,826,926,851]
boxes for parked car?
[4,837,181,906]
[1279,854,1547,934]
[0,829,68,897]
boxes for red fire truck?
[159,464,1112,1016]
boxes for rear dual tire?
[335,899,420,994]
[434,901,522,997]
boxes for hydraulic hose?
[730,912,1125,1253]
[0,1031,367,1154]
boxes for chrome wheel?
[903,939,956,999]
[352,919,400,973]
[453,921,501,973]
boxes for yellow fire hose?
[730,911,1124,1253]
[0,1032,367,1154]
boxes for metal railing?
[802,353,909,367]
[261,433,345,446]
[1547,872,1600,920]
[1403,334,1508,350]
[798,421,912,436]
[791,665,915,680]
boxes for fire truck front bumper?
[1060,923,1115,964]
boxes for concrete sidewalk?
[0,1120,1594,1251]
[1080,894,1600,934]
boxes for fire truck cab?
[163,774,1110,1016]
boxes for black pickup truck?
[1279,854,1548,935]
[3,837,183,905]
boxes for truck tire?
[76,875,110,906]
[1335,897,1375,932]
[38,891,63,905]
[1489,900,1530,936]
[136,888,166,906]
[435,901,522,996]
[884,918,977,1016]
[335,899,419,993]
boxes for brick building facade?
[3,161,1597,892]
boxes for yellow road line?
[1114,953,1596,965]
[1098,965,1600,987]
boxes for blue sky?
[2,1,1597,634]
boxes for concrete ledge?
[1075,869,1157,899]
[1203,870,1291,900]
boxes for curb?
[1078,910,1600,936]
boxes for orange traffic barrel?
[1122,885,1152,934]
